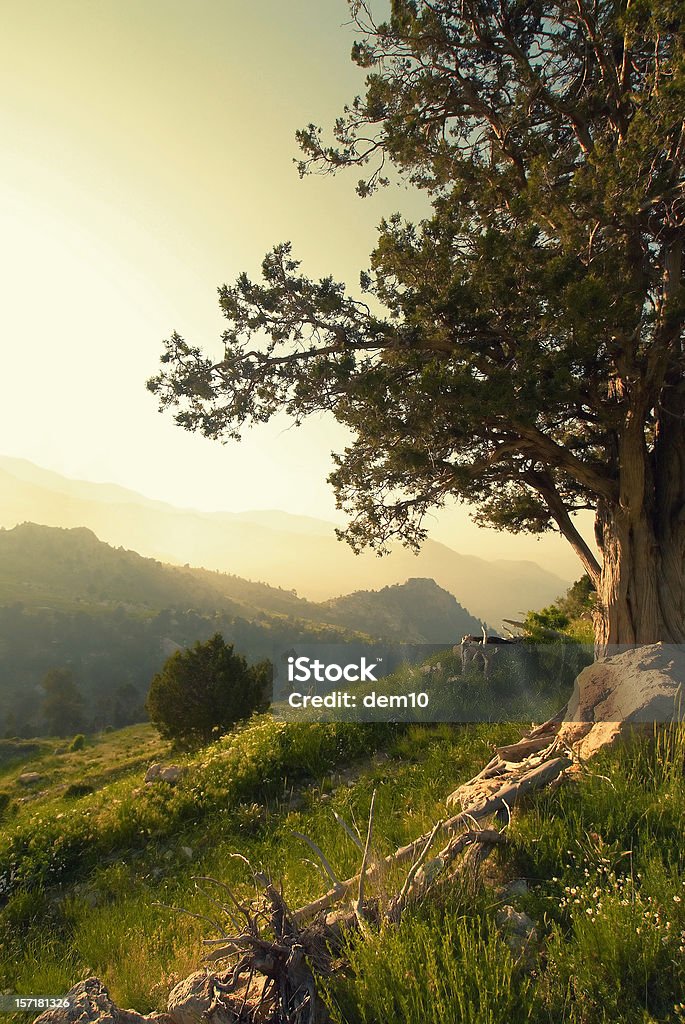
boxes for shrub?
[69,734,86,752]
[146,634,270,746]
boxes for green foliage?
[146,634,270,745]
[149,0,685,622]
[524,576,595,644]
[69,734,86,752]
[2,711,685,1021]
[326,905,535,1024]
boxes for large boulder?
[557,642,685,760]
[32,978,172,1024]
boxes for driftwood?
[290,752,570,925]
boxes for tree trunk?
[594,392,685,652]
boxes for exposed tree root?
[187,729,575,1023]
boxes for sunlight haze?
[0,0,589,580]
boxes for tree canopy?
[149,0,685,648]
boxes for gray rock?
[496,905,535,936]
[32,978,172,1024]
[558,643,685,760]
[145,764,183,785]
[18,772,44,786]
[496,905,538,963]
[502,878,529,899]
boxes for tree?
[146,633,270,745]
[42,667,85,737]
[148,0,685,651]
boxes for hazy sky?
[0,0,590,577]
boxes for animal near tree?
[148,0,685,651]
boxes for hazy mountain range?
[0,455,571,626]
[0,521,484,643]
[0,523,485,736]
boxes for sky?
[0,0,590,578]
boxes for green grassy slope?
[1,713,684,1024]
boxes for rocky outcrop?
[447,642,685,811]
[557,642,685,760]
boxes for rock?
[180,846,193,861]
[557,643,685,760]
[167,968,275,1024]
[496,905,538,962]
[496,904,535,936]
[32,978,172,1024]
[167,971,233,1024]
[73,882,101,909]
[18,772,44,786]
[502,878,529,899]
[145,764,183,784]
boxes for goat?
[453,627,523,678]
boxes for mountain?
[0,522,483,640]
[0,456,571,625]
[0,523,484,736]
[321,578,482,644]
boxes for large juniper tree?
[149,0,685,650]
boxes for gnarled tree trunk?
[594,383,685,652]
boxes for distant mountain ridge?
[0,522,484,642]
[0,456,571,626]
[0,523,485,736]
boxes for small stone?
[18,772,43,786]
[145,764,183,784]
[503,878,529,898]
[496,904,535,936]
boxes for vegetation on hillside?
[0,581,683,1024]
[0,524,483,738]
[146,634,270,745]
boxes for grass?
[1,713,684,1023]
[0,719,517,1011]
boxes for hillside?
[0,524,484,737]
[1,712,683,1023]
[0,456,570,626]
[0,522,482,640]
[320,577,484,644]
